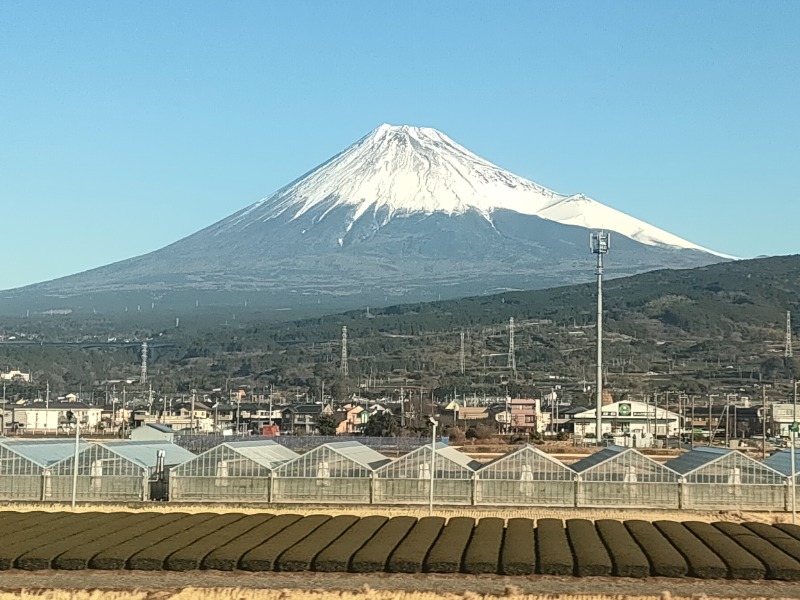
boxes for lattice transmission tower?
[507,318,517,377]
[140,341,148,385]
[340,326,349,376]
[460,332,466,375]
[787,311,793,358]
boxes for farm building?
[475,444,575,506]
[572,445,680,508]
[170,440,299,502]
[0,439,89,501]
[666,447,786,510]
[46,440,195,502]
[130,423,176,443]
[373,443,480,505]
[271,441,390,503]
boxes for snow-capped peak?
[223,124,726,257]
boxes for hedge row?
[277,515,360,572]
[775,523,800,542]
[90,514,216,570]
[595,519,650,578]
[55,513,187,570]
[312,515,388,572]
[463,517,504,574]
[624,520,687,577]
[683,521,765,580]
[202,514,300,571]
[653,521,727,579]
[350,516,417,572]
[536,518,573,576]
[423,516,474,573]
[743,522,800,564]
[566,519,612,577]
[499,518,535,576]
[387,516,445,573]
[17,513,145,570]
[128,513,244,571]
[239,515,330,572]
[714,522,800,581]
[166,514,273,571]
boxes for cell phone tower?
[591,231,611,443]
[340,326,349,377]
[507,318,517,377]
[140,341,148,385]
[787,311,794,358]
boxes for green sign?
[618,403,631,417]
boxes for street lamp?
[590,231,610,444]
[428,416,438,516]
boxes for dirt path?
[1,571,800,599]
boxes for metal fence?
[174,434,430,455]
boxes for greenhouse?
[763,449,800,484]
[271,441,390,503]
[373,443,481,505]
[474,444,575,506]
[573,445,680,508]
[666,447,786,510]
[46,441,194,502]
[170,440,299,502]
[0,439,88,501]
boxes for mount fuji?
[4,124,728,317]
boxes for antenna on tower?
[140,341,148,385]
[591,230,611,444]
[460,331,466,375]
[507,318,517,377]
[340,326,349,376]
[787,311,794,358]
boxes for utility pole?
[590,231,610,444]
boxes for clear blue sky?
[1,1,798,290]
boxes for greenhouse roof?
[665,447,733,474]
[0,439,90,468]
[100,441,195,469]
[219,440,299,468]
[479,444,574,472]
[570,445,630,473]
[435,445,482,471]
[319,441,390,470]
[763,449,800,477]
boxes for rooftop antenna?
[786,311,793,358]
[140,341,148,385]
[460,331,466,375]
[507,318,517,377]
[340,326,349,377]
[591,230,611,443]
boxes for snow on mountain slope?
[218,124,726,258]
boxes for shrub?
[624,520,687,578]
[683,521,764,580]
[239,515,331,572]
[350,516,417,572]
[313,515,388,572]
[55,513,186,570]
[715,522,800,581]
[595,519,649,578]
[424,516,475,573]
[276,515,360,572]
[447,427,466,445]
[500,518,535,576]
[565,519,612,577]
[653,521,727,579]
[535,518,573,576]
[202,514,301,571]
[90,514,213,570]
[128,513,244,571]
[16,513,142,570]
[165,514,274,571]
[462,517,504,574]
[387,516,446,573]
